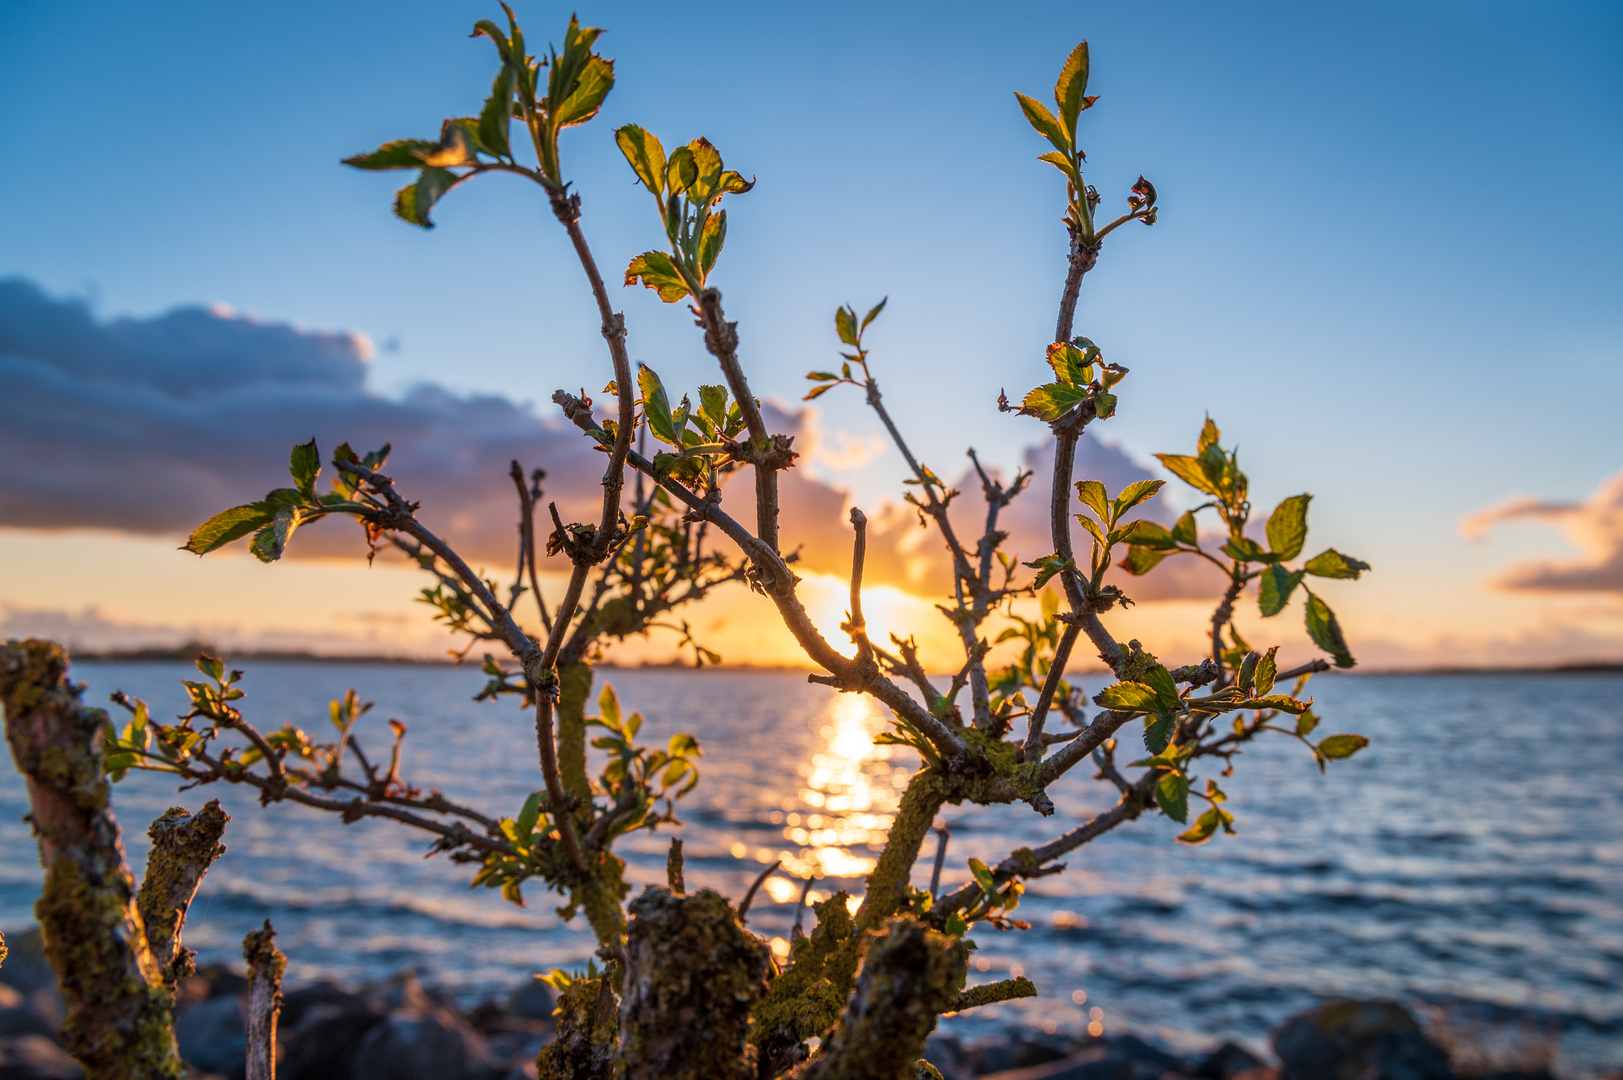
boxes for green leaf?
[1019,383,1089,422]
[249,505,303,563]
[515,791,543,839]
[1254,646,1279,697]
[1023,554,1076,589]
[476,65,515,158]
[1171,511,1198,545]
[1304,592,1356,668]
[615,124,666,197]
[624,251,692,303]
[1047,342,1092,386]
[1015,92,1069,152]
[184,504,276,555]
[554,54,614,128]
[290,439,320,496]
[1075,479,1109,523]
[637,365,681,447]
[1095,681,1161,713]
[1222,536,1273,563]
[698,208,727,278]
[1235,651,1260,695]
[1258,565,1306,617]
[1036,150,1076,179]
[1142,664,1181,712]
[1266,494,1311,560]
[1234,694,1310,714]
[860,297,887,331]
[1318,733,1369,759]
[1197,417,1221,455]
[1177,807,1221,845]
[968,857,997,895]
[1143,715,1175,754]
[416,120,480,167]
[698,384,729,436]
[1156,454,1218,495]
[1155,772,1189,823]
[393,167,461,228]
[1053,40,1091,137]
[1112,479,1165,523]
[1304,549,1371,580]
[1120,545,1170,575]
[342,139,439,171]
[1296,709,1319,736]
[1094,390,1118,418]
[1125,521,1177,550]
[665,145,697,195]
[835,306,858,346]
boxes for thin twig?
[737,859,781,925]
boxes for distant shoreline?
[60,643,1623,677]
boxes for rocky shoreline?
[0,927,1606,1080]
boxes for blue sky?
[2,0,1621,666]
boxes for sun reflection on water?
[773,693,909,882]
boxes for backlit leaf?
[290,439,320,496]
[1266,494,1311,560]
[1075,479,1109,523]
[1303,548,1371,580]
[1254,646,1279,697]
[1143,715,1175,754]
[1258,565,1305,616]
[1095,681,1160,713]
[1171,511,1198,545]
[1304,592,1356,668]
[1053,40,1091,136]
[1014,92,1069,152]
[835,306,858,346]
[1125,521,1176,550]
[393,167,461,228]
[615,124,666,197]
[1019,383,1089,422]
[1142,664,1181,712]
[860,297,887,330]
[1155,771,1189,823]
[343,139,438,171]
[477,65,514,158]
[698,208,727,278]
[1112,479,1164,522]
[554,54,614,128]
[1318,734,1369,759]
[1156,453,1218,495]
[1047,342,1092,386]
[1177,807,1221,846]
[968,857,996,894]
[184,504,276,555]
[1120,545,1170,575]
[624,250,692,302]
[637,364,680,447]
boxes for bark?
[618,887,769,1080]
[799,918,967,1080]
[137,800,228,991]
[0,639,186,1080]
[242,921,286,1080]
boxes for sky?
[1,0,1621,671]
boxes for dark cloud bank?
[0,278,1220,601]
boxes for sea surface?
[2,663,1619,1074]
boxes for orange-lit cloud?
[1462,467,1623,593]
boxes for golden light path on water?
[730,692,911,915]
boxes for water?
[2,663,1619,1075]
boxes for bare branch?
[138,800,228,991]
[242,920,285,1080]
[737,860,781,925]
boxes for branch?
[510,461,552,634]
[1022,623,1079,762]
[0,640,187,1078]
[137,800,228,991]
[846,508,872,661]
[737,860,781,925]
[1054,240,1100,343]
[945,977,1037,1014]
[242,921,285,1080]
[697,288,784,552]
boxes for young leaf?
[968,857,997,895]
[1196,417,1221,454]
[1171,511,1198,545]
[615,124,667,197]
[1221,536,1273,563]
[1023,554,1076,589]
[1053,40,1090,136]
[477,66,515,158]
[1304,592,1356,668]
[1019,383,1089,422]
[290,439,320,496]
[1047,342,1092,385]
[1075,480,1109,523]
[1112,479,1165,523]
[1177,807,1221,846]
[1296,708,1319,736]
[1303,549,1371,580]
[1266,494,1311,561]
[1156,453,1219,495]
[1143,715,1175,755]
[624,251,692,302]
[1254,646,1279,698]
[1014,92,1069,152]
[1095,682,1161,713]
[835,306,858,346]
[698,208,727,278]
[860,297,887,331]
[515,791,543,839]
[1125,521,1177,550]
[184,504,276,555]
[343,139,439,171]
[393,167,461,228]
[1142,664,1181,712]
[1120,545,1170,575]
[1318,734,1369,759]
[697,384,729,436]
[554,54,614,128]
[637,365,681,447]
[1155,772,1189,823]
[1258,565,1306,617]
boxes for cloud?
[0,278,1224,605]
[1461,468,1623,593]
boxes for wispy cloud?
[1462,468,1623,593]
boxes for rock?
[966,1033,1073,1075]
[174,995,246,1079]
[351,1004,495,1080]
[280,980,369,1031]
[1273,1000,1454,1080]
[505,978,556,1023]
[1195,1042,1268,1079]
[0,1034,84,1080]
[924,1035,971,1080]
[0,987,56,1041]
[279,1000,386,1080]
[979,1045,1134,1080]
[0,930,53,995]
[1109,1034,1188,1078]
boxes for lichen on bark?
[138,800,229,990]
[536,973,620,1080]
[617,886,769,1080]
